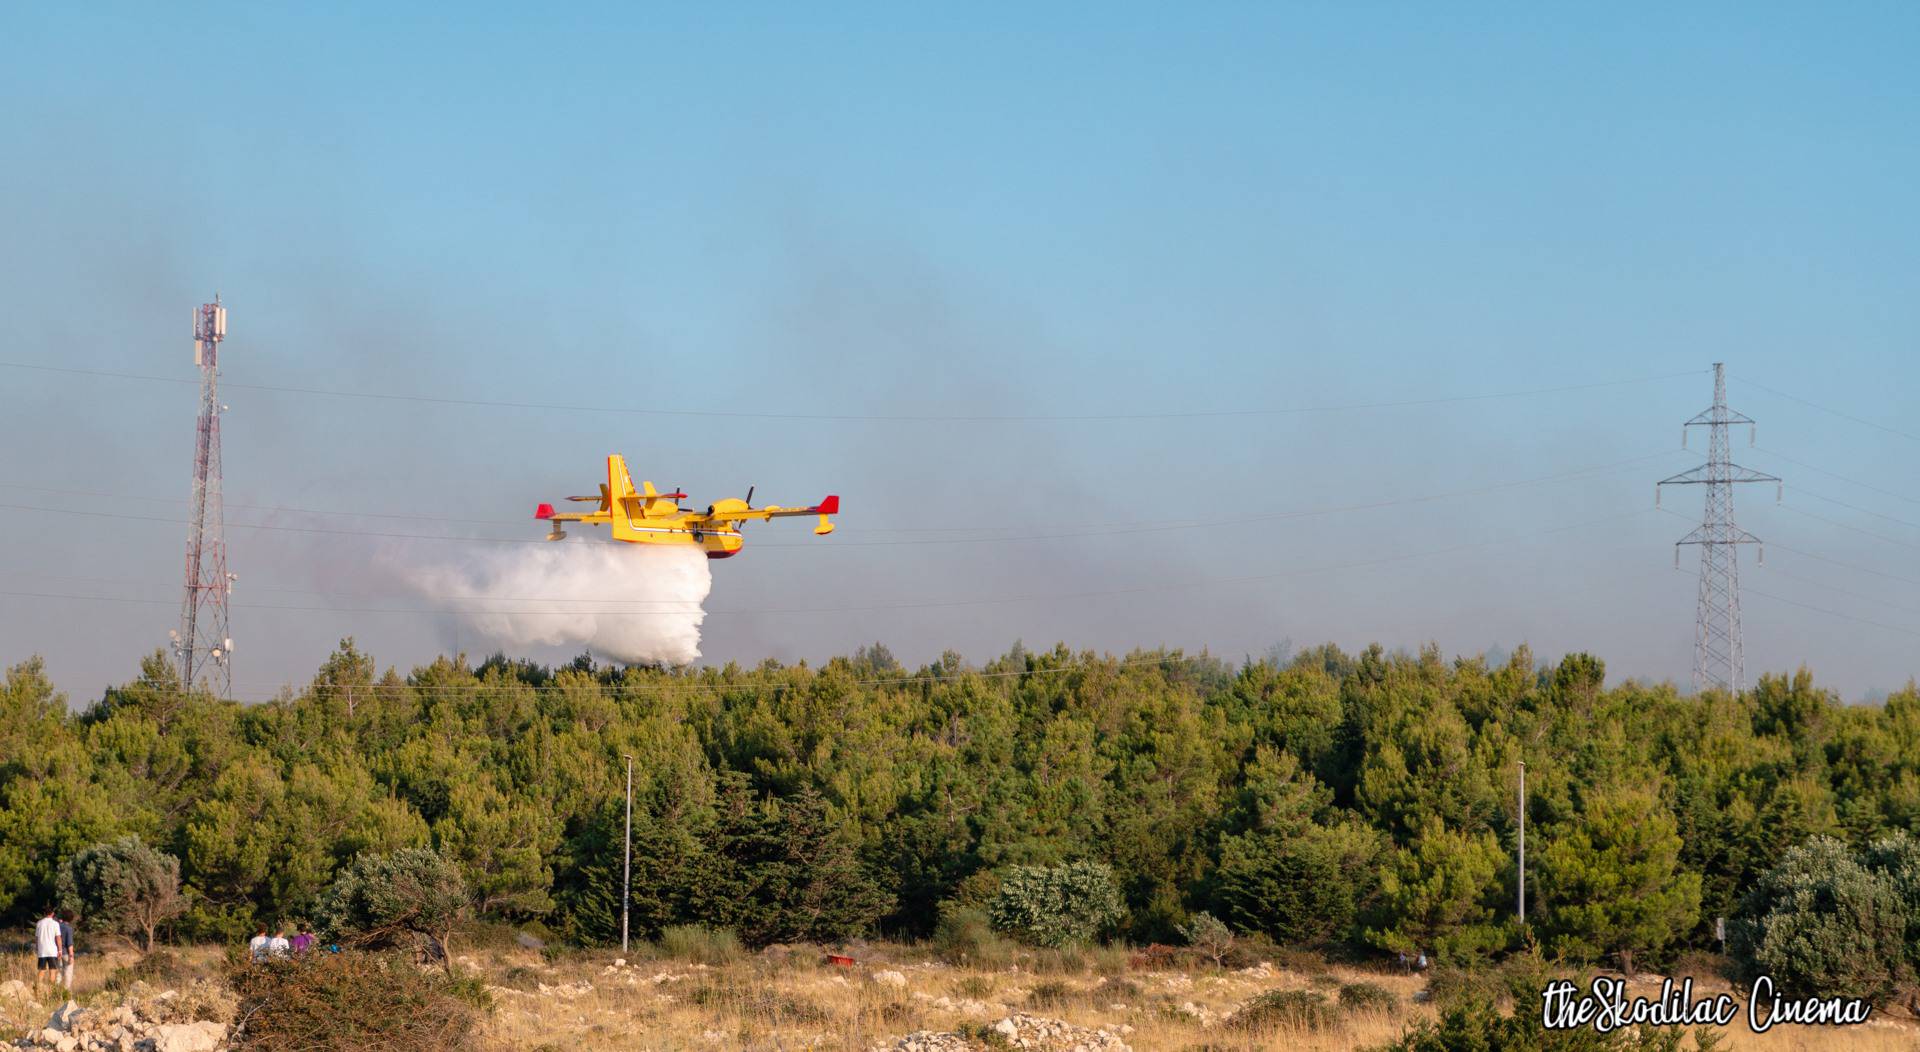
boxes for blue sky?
[2,4,1917,699]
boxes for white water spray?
[404,543,713,665]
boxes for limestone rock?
[149,1021,226,1052]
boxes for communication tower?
[172,296,235,695]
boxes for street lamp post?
[1517,760,1527,923]
[622,754,633,955]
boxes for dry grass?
[2,941,1914,1051]
[473,945,1427,1051]
[464,944,1920,1052]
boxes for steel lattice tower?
[1657,363,1780,694]
[173,296,234,696]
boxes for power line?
[0,448,1681,536]
[1779,503,1920,554]
[1756,565,1920,623]
[0,358,1702,423]
[1658,505,1920,590]
[1752,446,1920,507]
[0,507,1657,619]
[1733,376,1920,447]
[1790,488,1920,535]
[1743,586,1920,641]
[0,451,1680,550]
[1765,540,1920,590]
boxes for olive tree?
[987,861,1124,948]
[57,835,186,952]
[313,847,468,973]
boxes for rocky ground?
[880,1012,1134,1052]
[3,943,1915,1051]
[0,977,231,1052]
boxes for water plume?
[403,542,713,665]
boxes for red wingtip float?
[534,455,840,558]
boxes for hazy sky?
[3,4,1916,701]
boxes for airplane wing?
[707,495,839,535]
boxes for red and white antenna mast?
[172,295,234,696]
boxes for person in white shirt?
[248,926,270,961]
[33,909,62,990]
[268,929,291,958]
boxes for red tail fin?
[816,495,840,514]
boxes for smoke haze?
[401,543,713,666]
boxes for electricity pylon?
[1657,363,1780,694]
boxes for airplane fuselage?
[535,455,835,559]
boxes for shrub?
[1176,911,1236,967]
[1729,835,1907,1003]
[1269,944,1332,977]
[312,847,469,974]
[1126,943,1183,970]
[1373,998,1724,1051]
[225,951,484,1051]
[686,982,828,1023]
[933,905,1017,966]
[1863,830,1920,976]
[954,975,996,999]
[1227,988,1337,1032]
[1338,981,1397,1012]
[987,861,1125,948]
[658,923,743,965]
[56,835,186,951]
[104,948,205,992]
[1026,979,1080,1008]
[1424,963,1504,1010]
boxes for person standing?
[33,909,61,991]
[248,926,270,961]
[57,912,75,990]
[289,926,315,955]
[267,928,291,958]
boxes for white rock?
[150,1021,227,1052]
[46,1002,84,1032]
[871,969,908,989]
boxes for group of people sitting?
[246,925,320,960]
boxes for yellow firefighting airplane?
[534,454,837,559]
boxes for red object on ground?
[825,954,855,967]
